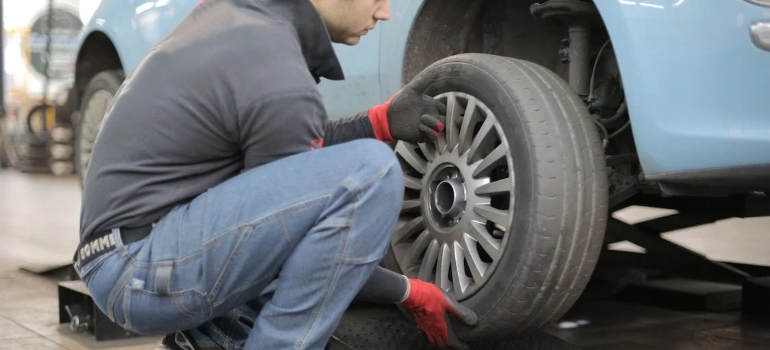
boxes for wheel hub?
[429,165,467,228]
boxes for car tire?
[75,70,125,186]
[383,53,609,341]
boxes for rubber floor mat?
[329,304,582,350]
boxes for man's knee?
[350,139,402,198]
[345,139,398,167]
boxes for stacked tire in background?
[50,124,76,175]
[0,89,78,175]
[17,131,53,173]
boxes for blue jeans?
[77,139,404,350]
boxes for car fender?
[77,0,201,76]
[575,0,770,176]
[76,0,135,75]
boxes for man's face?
[310,0,391,45]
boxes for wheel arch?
[74,31,124,109]
[398,1,642,97]
[394,0,657,170]
[401,0,569,84]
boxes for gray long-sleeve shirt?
[77,0,381,249]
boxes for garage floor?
[1,169,769,350]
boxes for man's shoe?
[157,330,227,350]
[156,333,185,350]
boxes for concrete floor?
[1,168,769,349]
[0,170,159,350]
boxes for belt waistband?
[74,225,153,271]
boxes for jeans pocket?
[123,286,206,335]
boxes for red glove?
[368,74,447,144]
[400,279,478,349]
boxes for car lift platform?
[329,304,579,350]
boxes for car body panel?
[76,0,770,181]
[377,0,424,98]
[318,30,384,117]
[593,0,770,176]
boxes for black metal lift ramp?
[594,194,770,313]
[58,280,142,341]
[330,304,580,350]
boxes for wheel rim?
[392,92,515,301]
[78,90,114,182]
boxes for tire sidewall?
[75,70,125,186]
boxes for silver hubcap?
[392,92,515,300]
[431,164,467,223]
[78,90,114,182]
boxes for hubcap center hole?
[434,179,466,217]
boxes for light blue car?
[71,0,770,341]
